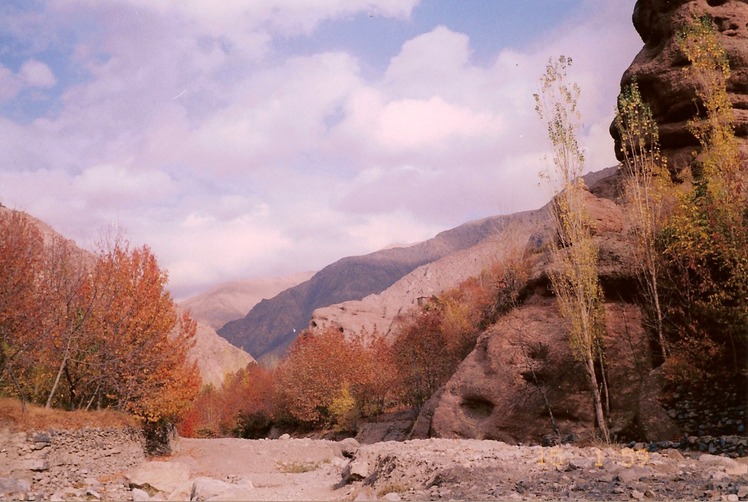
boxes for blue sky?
[0,0,640,299]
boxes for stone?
[86,488,101,500]
[726,464,748,476]
[348,458,371,480]
[131,488,150,502]
[383,492,402,501]
[631,489,645,500]
[727,495,739,502]
[737,485,748,499]
[569,457,595,470]
[0,477,31,495]
[25,460,50,472]
[190,476,255,501]
[338,437,360,458]
[617,467,654,484]
[126,461,191,494]
[279,433,291,440]
[661,448,684,461]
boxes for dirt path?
[127,436,354,501]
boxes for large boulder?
[429,296,651,443]
[428,188,653,443]
[612,0,748,174]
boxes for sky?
[0,0,642,300]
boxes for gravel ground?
[118,436,748,501]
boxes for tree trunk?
[587,357,610,443]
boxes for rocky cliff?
[415,0,748,444]
[613,0,748,173]
[410,169,659,444]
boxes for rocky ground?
[3,428,748,501]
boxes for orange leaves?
[178,363,275,438]
[271,327,398,427]
[86,241,200,423]
[0,216,199,425]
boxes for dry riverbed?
[129,436,748,501]
[4,431,748,500]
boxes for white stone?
[348,458,370,480]
[126,461,191,494]
[131,488,150,501]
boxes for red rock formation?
[612,0,748,174]
[424,180,655,443]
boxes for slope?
[218,215,516,362]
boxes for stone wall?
[0,427,145,501]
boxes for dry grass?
[275,461,320,473]
[0,397,139,432]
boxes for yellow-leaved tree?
[534,55,610,443]
[614,80,673,363]
[661,15,747,378]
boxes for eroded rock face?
[612,0,748,174]
[428,186,655,443]
[429,297,651,443]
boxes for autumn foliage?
[178,253,531,437]
[0,211,200,428]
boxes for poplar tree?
[614,81,672,362]
[534,56,610,442]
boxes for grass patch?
[275,461,320,473]
[0,397,139,432]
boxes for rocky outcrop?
[424,180,656,443]
[428,297,650,443]
[613,0,748,174]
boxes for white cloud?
[0,0,642,298]
[19,59,56,88]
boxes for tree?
[614,80,672,362]
[83,241,201,423]
[272,327,357,426]
[534,56,610,443]
[661,15,747,378]
[0,210,45,407]
[40,235,96,408]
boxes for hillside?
[180,271,314,330]
[218,214,518,362]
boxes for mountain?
[218,215,519,363]
[186,315,255,388]
[309,209,546,338]
[308,167,619,340]
[180,271,315,331]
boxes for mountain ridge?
[217,213,519,362]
